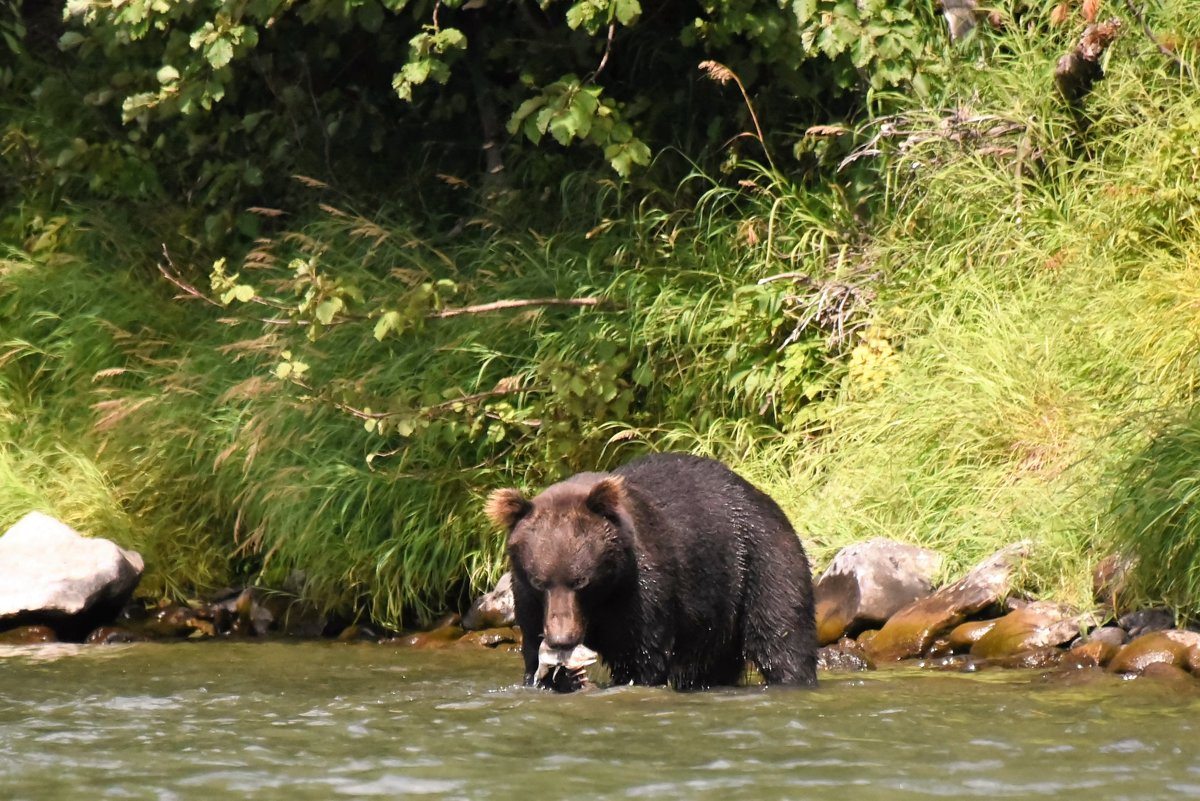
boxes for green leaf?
[566,96,595,140]
[373,310,403,341]
[548,111,577,146]
[613,0,641,26]
[58,31,86,51]
[315,297,344,324]
[792,0,817,22]
[507,95,547,134]
[604,139,651,177]
[632,365,653,386]
[206,38,234,69]
[156,65,180,84]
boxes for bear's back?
[613,453,795,549]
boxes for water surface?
[2,642,1197,799]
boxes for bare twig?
[587,24,617,82]
[287,377,544,424]
[158,246,221,307]
[160,245,606,327]
[839,111,1029,171]
[429,297,605,318]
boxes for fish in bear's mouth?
[534,641,598,692]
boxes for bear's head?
[485,474,634,650]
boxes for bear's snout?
[543,587,584,649]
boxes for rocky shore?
[810,538,1200,686]
[3,512,1197,688]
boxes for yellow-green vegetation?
[3,0,1199,625]
[769,28,1200,614]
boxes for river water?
[1,641,1197,800]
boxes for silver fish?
[534,641,598,692]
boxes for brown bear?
[485,453,817,690]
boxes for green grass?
[766,16,1200,608]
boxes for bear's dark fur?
[485,453,818,689]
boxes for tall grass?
[772,10,1200,607]
[0,174,849,626]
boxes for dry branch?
[428,297,605,318]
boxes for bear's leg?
[512,580,545,685]
[742,547,818,687]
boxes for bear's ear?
[585,475,628,524]
[484,488,532,531]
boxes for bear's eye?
[570,577,589,591]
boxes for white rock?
[0,512,144,621]
[816,537,945,625]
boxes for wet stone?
[865,542,1028,663]
[1037,666,1116,689]
[1186,645,1200,675]
[0,625,58,645]
[856,629,880,645]
[85,626,146,645]
[1108,630,1200,675]
[948,620,997,653]
[335,624,379,642]
[455,627,520,649]
[970,602,1093,660]
[1063,639,1119,669]
[816,638,874,672]
[982,646,1064,670]
[216,588,274,637]
[1137,662,1198,688]
[918,653,980,672]
[390,623,465,648]
[1077,626,1128,648]
[925,637,954,658]
[129,603,208,639]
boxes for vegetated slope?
[776,18,1200,615]
[3,3,1199,624]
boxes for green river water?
[1,641,1198,800]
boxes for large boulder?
[814,538,943,645]
[0,512,144,638]
[864,542,1029,662]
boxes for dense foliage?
[4,0,1200,625]
[4,0,941,246]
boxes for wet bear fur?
[485,453,818,689]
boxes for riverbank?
[3,4,1200,625]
